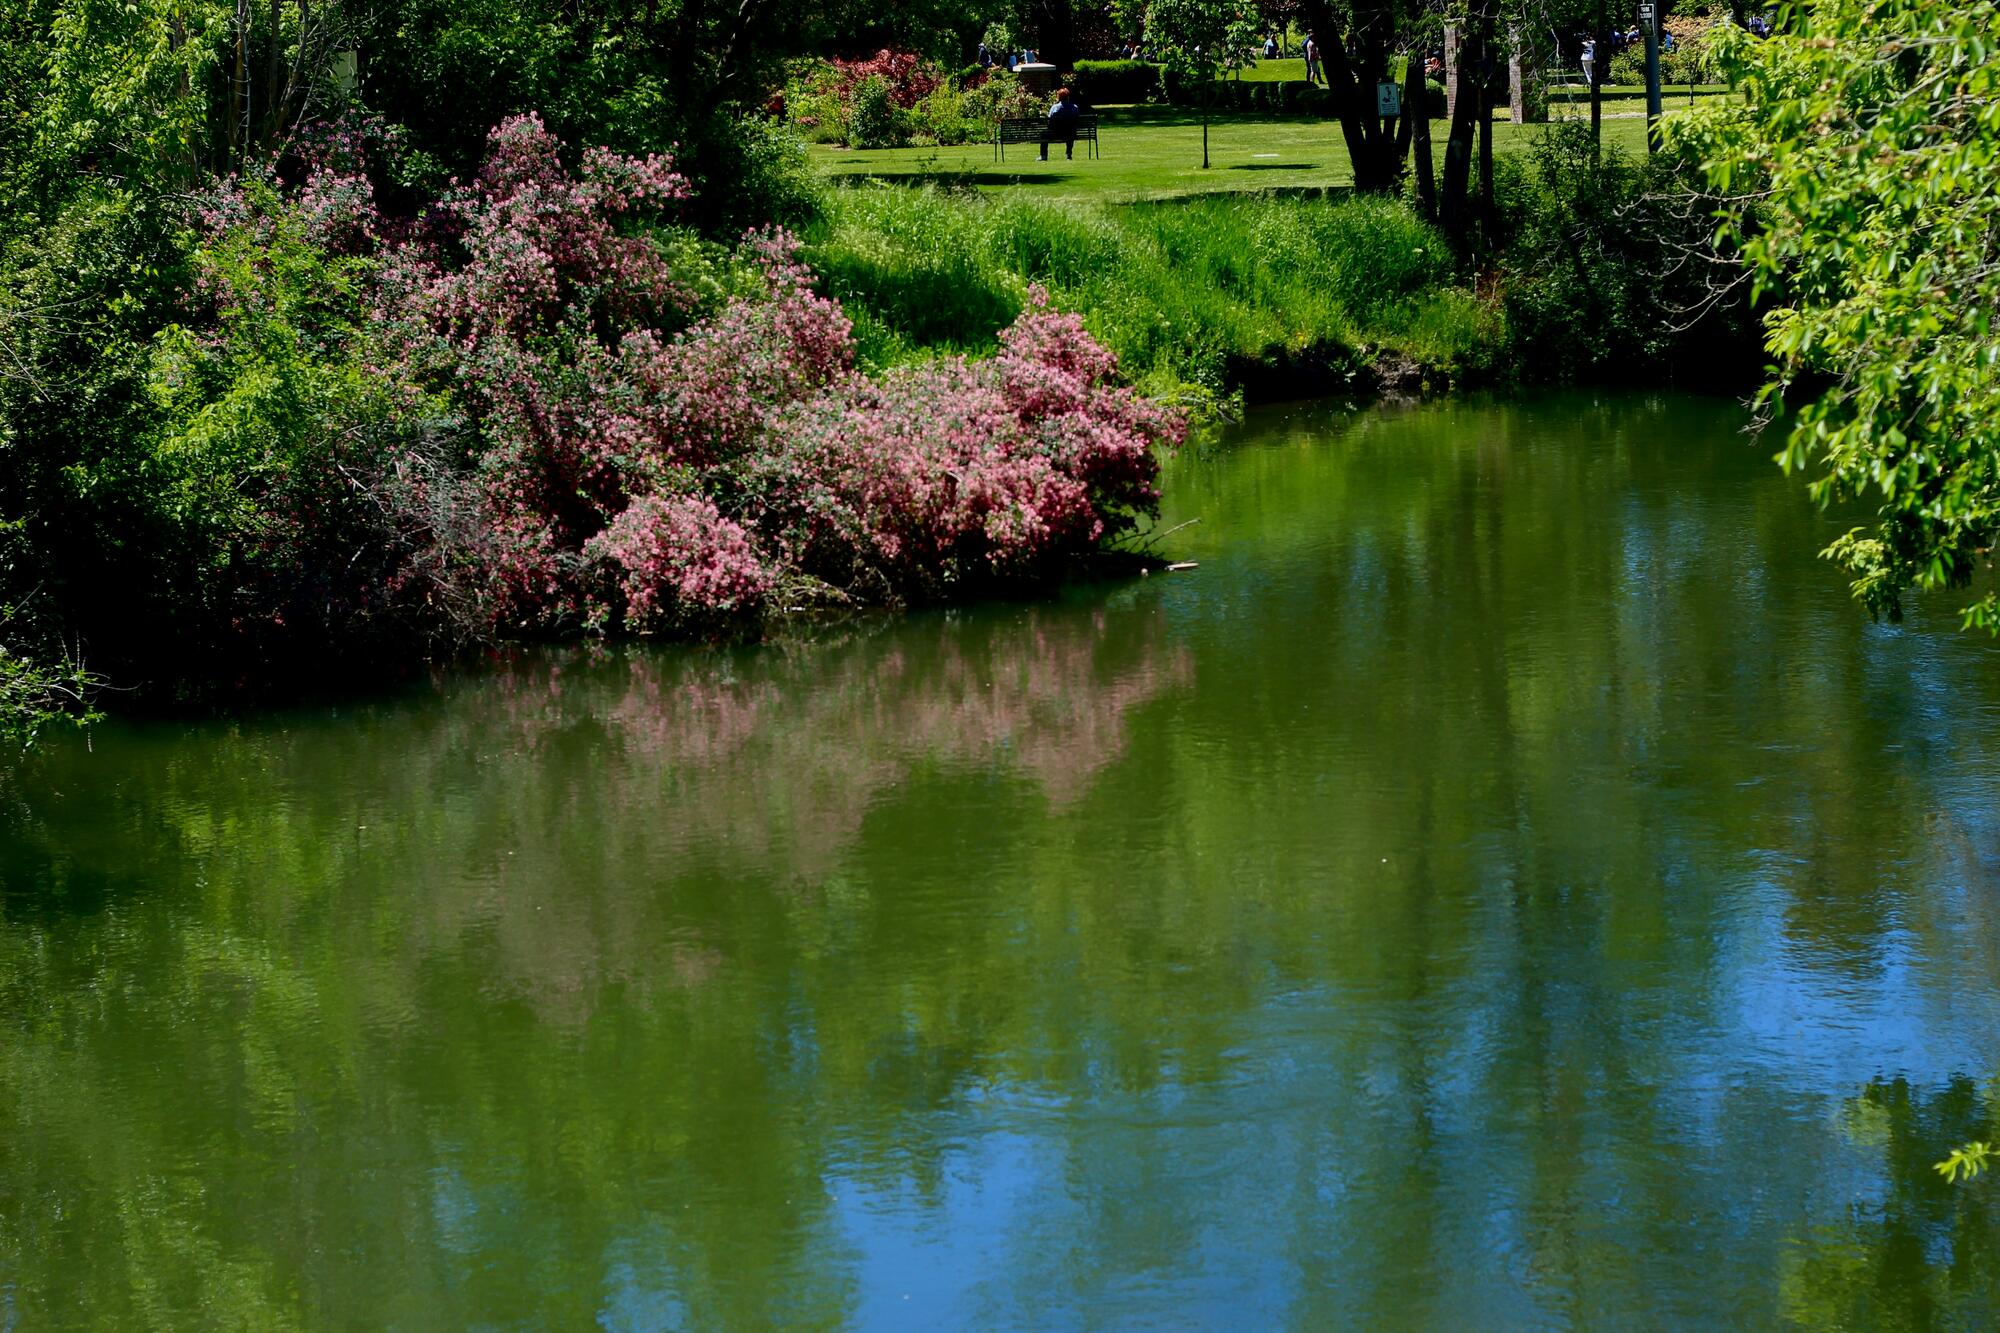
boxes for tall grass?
[801,186,1502,401]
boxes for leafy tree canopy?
[1670,0,2000,628]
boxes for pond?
[6,392,2000,1327]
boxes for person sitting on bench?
[1040,87,1082,161]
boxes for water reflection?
[5,392,2000,1326]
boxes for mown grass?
[814,105,1656,203]
[1226,58,1311,82]
[802,185,1504,403]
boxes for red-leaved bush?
[194,114,1181,642]
[826,49,943,110]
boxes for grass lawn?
[815,107,1655,204]
[1227,58,1311,82]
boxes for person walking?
[1040,86,1082,160]
[1581,36,1596,85]
[1304,34,1321,85]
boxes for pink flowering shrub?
[188,114,1179,646]
[752,292,1179,599]
[589,496,773,627]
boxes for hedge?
[1070,59,1161,105]
[1062,64,1448,117]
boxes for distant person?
[1264,34,1278,60]
[979,41,992,67]
[1581,37,1596,84]
[1040,86,1082,160]
[1304,35,1321,84]
[1005,52,1017,71]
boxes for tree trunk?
[229,0,249,161]
[170,6,197,175]
[1032,0,1074,70]
[1477,65,1494,246]
[1300,0,1403,192]
[1440,0,1492,249]
[263,0,283,146]
[1407,50,1435,220]
[1202,84,1210,168]
[279,0,311,134]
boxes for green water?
[7,393,2000,1329]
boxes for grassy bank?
[803,186,1502,404]
[804,118,1760,409]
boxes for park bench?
[994,114,1101,161]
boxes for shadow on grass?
[1227,162,1317,171]
[828,171,1073,189]
[1087,105,1321,128]
[1122,182,1358,207]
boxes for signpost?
[1639,1,1663,144]
[1376,81,1402,119]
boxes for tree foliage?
[1143,0,1262,165]
[1670,0,2000,628]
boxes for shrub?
[716,117,822,226]
[782,50,986,148]
[958,76,1044,129]
[848,77,902,149]
[0,621,100,753]
[752,292,1179,600]
[185,117,1182,643]
[1659,22,1722,85]
[1495,121,1757,382]
[1608,47,1646,86]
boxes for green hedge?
[1070,59,1161,105]
[1153,73,1448,117]
[1066,64,1449,118]
[1159,72,1334,115]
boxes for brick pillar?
[1016,62,1059,98]
[1443,24,1461,122]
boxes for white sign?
[1637,2,1657,28]
[1377,81,1402,117]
